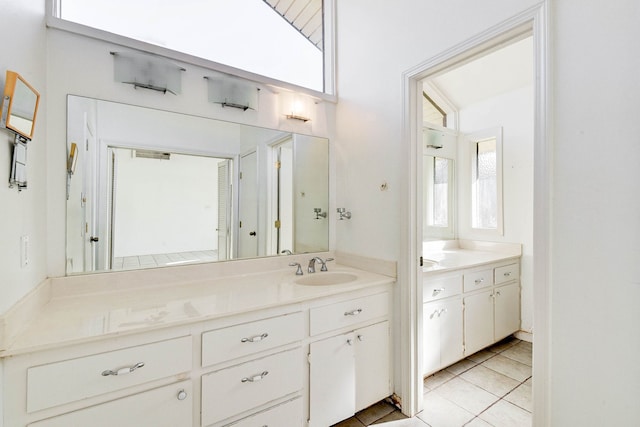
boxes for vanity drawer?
[226,397,303,427]
[27,336,192,413]
[463,269,493,292]
[310,292,389,336]
[202,311,304,367]
[423,274,462,302]
[201,348,303,426]
[494,263,520,285]
[28,381,192,427]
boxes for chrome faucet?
[289,262,303,275]
[308,257,334,273]
[280,249,292,255]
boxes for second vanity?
[422,240,522,376]
[0,253,395,427]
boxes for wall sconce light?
[111,51,185,95]
[337,208,352,220]
[205,74,259,111]
[280,91,314,122]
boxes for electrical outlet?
[20,235,29,268]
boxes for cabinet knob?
[357,334,364,342]
[432,288,445,296]
[347,339,354,346]
[504,272,511,277]
[177,389,187,401]
[475,278,484,285]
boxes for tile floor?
[332,336,532,427]
[112,250,218,270]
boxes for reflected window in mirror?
[424,156,455,240]
[50,0,330,93]
[470,127,503,234]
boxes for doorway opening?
[400,6,550,424]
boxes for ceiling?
[263,0,323,51]
[425,37,533,110]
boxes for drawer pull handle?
[344,308,363,316]
[241,371,269,383]
[177,389,188,401]
[432,288,445,296]
[504,272,512,277]
[474,278,484,284]
[101,362,145,377]
[241,333,269,343]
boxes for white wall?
[113,151,220,257]
[550,0,640,424]
[334,0,541,401]
[0,0,47,314]
[336,0,640,424]
[457,85,534,333]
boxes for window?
[423,92,447,127]
[470,128,503,233]
[49,0,329,93]
[424,156,455,239]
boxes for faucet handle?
[321,258,334,271]
[289,262,303,275]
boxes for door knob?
[90,236,99,242]
[249,231,257,236]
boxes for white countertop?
[422,240,522,273]
[2,264,394,356]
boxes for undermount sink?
[294,272,358,286]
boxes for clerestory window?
[48,0,330,93]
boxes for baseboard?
[515,330,533,343]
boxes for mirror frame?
[1,70,40,140]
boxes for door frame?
[400,3,550,423]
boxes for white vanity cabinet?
[422,273,464,376]
[308,293,391,427]
[28,381,193,427]
[463,262,521,356]
[0,265,395,427]
[423,258,521,376]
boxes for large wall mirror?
[66,95,329,274]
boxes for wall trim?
[400,3,550,423]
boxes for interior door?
[217,159,232,261]
[238,150,258,258]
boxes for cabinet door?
[423,301,443,375]
[494,283,521,340]
[439,297,464,367]
[464,290,494,355]
[355,321,390,411]
[309,332,355,427]
[29,381,192,427]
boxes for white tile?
[487,337,520,353]
[460,365,520,397]
[375,417,430,426]
[445,359,477,375]
[503,379,532,412]
[424,370,455,391]
[433,377,499,415]
[464,417,492,427]
[481,354,532,382]
[418,392,475,427]
[500,342,532,367]
[466,349,495,364]
[479,400,532,427]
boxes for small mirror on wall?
[1,70,40,141]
